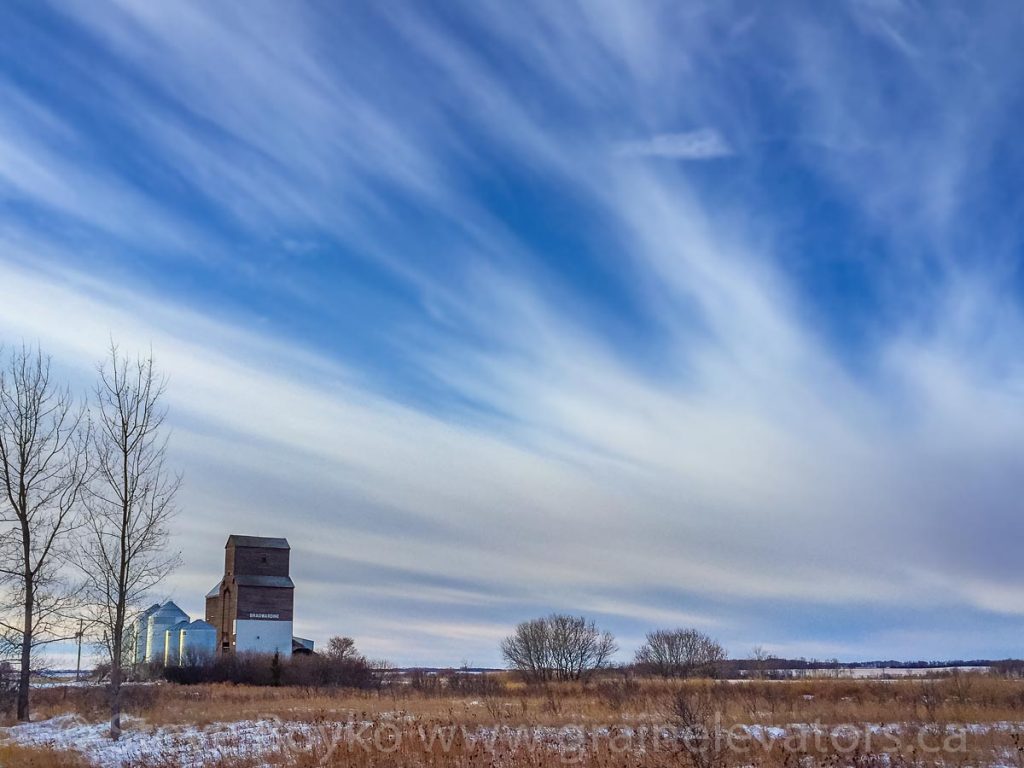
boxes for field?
[3,672,1024,767]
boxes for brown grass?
[6,673,1024,767]
[0,743,91,767]
[13,673,1024,725]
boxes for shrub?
[674,684,728,768]
[283,653,377,689]
[447,669,505,696]
[596,675,642,711]
[0,661,16,716]
[163,651,378,689]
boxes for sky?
[2,0,1024,667]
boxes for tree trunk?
[109,561,127,741]
[16,577,32,721]
[109,444,129,742]
[109,622,123,740]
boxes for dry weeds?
[5,673,1024,767]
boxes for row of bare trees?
[0,343,179,739]
[501,615,726,681]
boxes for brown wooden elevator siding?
[236,585,294,621]
[205,594,221,626]
[226,545,290,578]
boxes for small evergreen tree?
[270,651,281,686]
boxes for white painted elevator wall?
[235,619,293,655]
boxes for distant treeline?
[392,658,1022,677]
[722,658,1004,672]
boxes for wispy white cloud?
[615,129,734,160]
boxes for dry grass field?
[4,672,1024,767]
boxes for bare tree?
[501,616,552,681]
[501,614,617,682]
[634,628,726,678]
[0,345,88,721]
[324,636,361,662]
[750,645,770,680]
[78,346,180,740]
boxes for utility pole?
[75,618,84,682]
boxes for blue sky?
[2,0,1024,666]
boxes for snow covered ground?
[0,714,315,766]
